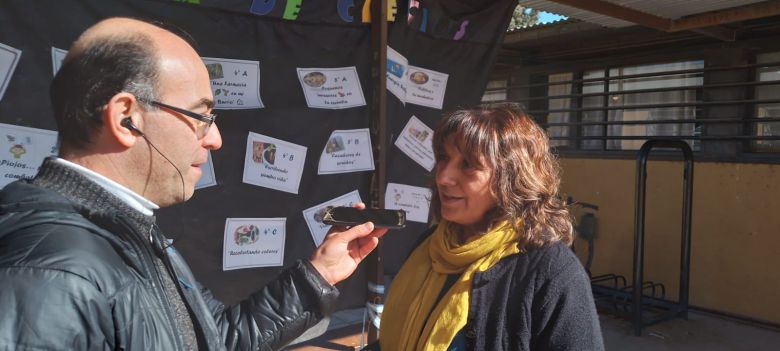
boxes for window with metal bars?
[755,52,780,153]
[530,60,704,151]
[481,78,508,102]
[483,57,780,160]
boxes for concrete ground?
[599,312,780,351]
[285,308,780,350]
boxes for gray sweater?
[32,158,200,349]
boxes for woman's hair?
[430,102,573,247]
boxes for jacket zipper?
[116,216,185,350]
[151,223,210,348]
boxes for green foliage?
[508,5,540,31]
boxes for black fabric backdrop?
[0,0,514,307]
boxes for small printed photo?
[252,142,277,165]
[233,225,259,246]
[9,144,26,159]
[387,59,404,79]
[303,71,327,88]
[206,63,224,80]
[325,136,346,154]
[263,143,276,164]
[313,207,329,223]
[409,71,429,85]
[5,133,29,159]
[252,141,265,163]
[408,127,429,142]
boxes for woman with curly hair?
[379,103,604,350]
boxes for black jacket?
[0,161,338,350]
[372,228,604,351]
[464,242,604,350]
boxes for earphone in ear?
[120,115,186,204]
[121,117,144,136]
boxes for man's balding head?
[51,17,196,152]
[65,18,169,64]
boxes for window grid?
[497,58,780,158]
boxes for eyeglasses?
[136,97,217,139]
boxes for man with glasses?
[0,17,387,350]
[136,96,217,139]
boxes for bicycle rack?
[567,196,599,276]
[632,139,694,336]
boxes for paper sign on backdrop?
[223,218,286,270]
[202,57,264,109]
[318,128,374,174]
[0,42,22,102]
[394,116,435,171]
[195,151,216,190]
[302,190,362,247]
[243,132,307,194]
[51,47,67,76]
[0,123,58,188]
[296,67,366,109]
[386,46,408,103]
[385,183,432,223]
[386,46,449,110]
[405,65,448,110]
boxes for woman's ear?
[104,92,142,148]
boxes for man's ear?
[105,92,142,148]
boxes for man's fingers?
[324,222,386,250]
[324,225,348,240]
[338,222,375,242]
[354,237,380,260]
[353,202,366,209]
[371,227,389,239]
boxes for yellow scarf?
[381,220,521,351]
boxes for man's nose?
[202,122,223,150]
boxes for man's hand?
[309,203,389,286]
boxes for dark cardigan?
[464,241,604,350]
[372,228,604,351]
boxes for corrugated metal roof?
[518,0,769,28]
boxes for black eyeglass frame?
[136,96,216,137]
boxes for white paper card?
[51,47,67,76]
[302,190,362,247]
[394,116,435,171]
[243,132,307,194]
[297,67,366,109]
[223,218,286,270]
[318,128,374,174]
[202,57,264,109]
[405,65,448,110]
[385,183,432,223]
[0,123,58,188]
[386,46,408,103]
[195,151,216,189]
[0,42,22,102]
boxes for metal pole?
[367,0,388,343]
[679,144,694,319]
[633,142,650,336]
